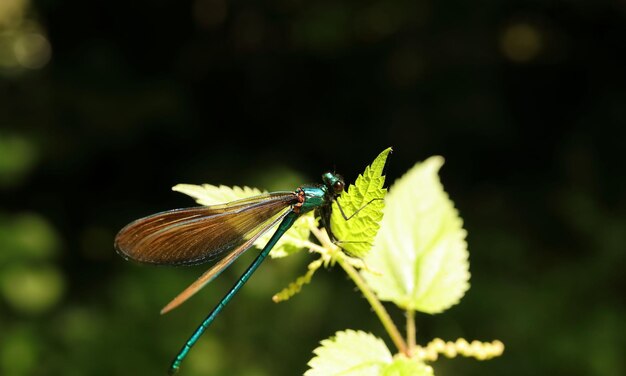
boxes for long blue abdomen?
[169,211,299,374]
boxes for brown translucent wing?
[114,192,296,266]
[159,208,292,314]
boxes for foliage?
[305,330,393,376]
[306,330,435,376]
[330,147,391,258]
[296,151,502,375]
[363,156,470,313]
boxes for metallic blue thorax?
[299,185,330,214]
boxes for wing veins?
[115,192,295,265]
[160,208,292,314]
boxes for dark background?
[1,0,624,375]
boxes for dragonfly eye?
[333,180,344,194]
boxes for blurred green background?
[1,0,624,375]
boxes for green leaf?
[382,357,434,376]
[363,156,470,313]
[305,330,393,376]
[172,184,264,205]
[330,147,391,257]
[272,259,322,302]
[172,184,312,258]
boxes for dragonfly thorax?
[296,172,344,214]
[298,185,329,214]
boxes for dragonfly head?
[322,172,345,196]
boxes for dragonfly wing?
[160,208,291,314]
[114,192,296,266]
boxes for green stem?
[301,240,327,254]
[337,257,408,356]
[308,224,408,355]
[407,309,416,356]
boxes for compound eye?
[333,180,344,194]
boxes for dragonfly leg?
[335,198,383,221]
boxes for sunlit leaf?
[363,156,470,313]
[172,184,312,258]
[305,330,392,376]
[382,357,433,376]
[173,184,264,206]
[272,259,322,302]
[330,147,391,257]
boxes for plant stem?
[337,257,408,356]
[301,240,327,254]
[308,224,408,355]
[407,309,416,355]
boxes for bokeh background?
[1,0,624,375]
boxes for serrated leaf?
[305,330,393,376]
[273,259,322,302]
[330,147,391,257]
[382,357,434,376]
[363,156,470,314]
[172,184,312,258]
[173,184,264,205]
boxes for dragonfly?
[115,172,355,374]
